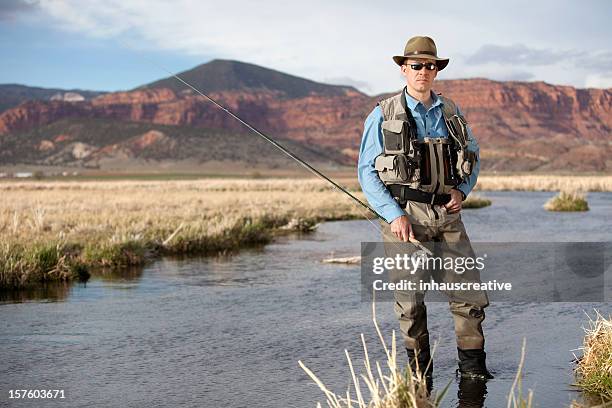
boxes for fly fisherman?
[357,36,493,387]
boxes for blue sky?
[1,0,610,95]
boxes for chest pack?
[374,89,477,205]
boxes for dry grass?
[463,194,492,209]
[507,338,534,408]
[2,173,607,288]
[299,300,537,408]
[299,301,445,408]
[0,178,365,288]
[574,311,612,402]
[475,175,612,192]
[544,191,590,212]
[333,174,612,193]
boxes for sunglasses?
[405,62,437,71]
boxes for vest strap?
[388,184,451,207]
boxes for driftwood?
[322,256,361,264]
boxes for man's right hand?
[390,215,415,242]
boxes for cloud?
[577,50,612,73]
[8,1,612,93]
[0,0,38,20]
[490,71,535,82]
[323,77,372,92]
[468,44,566,66]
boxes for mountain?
[0,60,610,172]
[0,84,105,114]
[139,59,359,98]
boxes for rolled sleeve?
[357,106,405,223]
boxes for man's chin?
[412,85,429,92]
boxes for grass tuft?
[299,300,443,407]
[574,311,612,402]
[463,194,492,209]
[544,190,589,212]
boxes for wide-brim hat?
[393,36,449,71]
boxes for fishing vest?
[374,89,477,204]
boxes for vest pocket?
[381,120,407,155]
[374,154,418,183]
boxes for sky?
[0,0,610,95]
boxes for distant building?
[15,172,33,178]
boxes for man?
[357,36,493,385]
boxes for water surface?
[1,191,611,407]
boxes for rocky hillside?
[0,60,610,172]
[0,117,344,171]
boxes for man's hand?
[390,215,415,242]
[444,189,464,214]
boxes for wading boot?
[457,348,494,380]
[407,348,433,391]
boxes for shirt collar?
[403,89,443,111]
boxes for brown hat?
[393,36,449,71]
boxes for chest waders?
[374,88,477,209]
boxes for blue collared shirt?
[357,90,480,223]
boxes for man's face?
[401,58,438,94]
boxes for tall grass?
[474,175,612,192]
[299,301,446,408]
[544,191,589,212]
[2,174,607,288]
[300,301,537,408]
[463,194,492,209]
[0,179,365,288]
[574,311,612,401]
[507,338,534,408]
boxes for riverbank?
[0,179,365,289]
[2,175,610,289]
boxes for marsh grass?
[299,301,446,408]
[300,301,537,408]
[2,175,606,288]
[574,311,612,402]
[474,175,612,192]
[544,191,589,212]
[507,338,534,408]
[0,179,366,288]
[463,194,492,209]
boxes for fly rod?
[145,62,431,255]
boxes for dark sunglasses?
[405,62,437,71]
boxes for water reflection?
[456,377,488,407]
[0,266,145,303]
[0,282,71,303]
[88,265,145,283]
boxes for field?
[0,178,365,289]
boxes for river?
[1,191,611,407]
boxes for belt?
[388,185,451,207]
